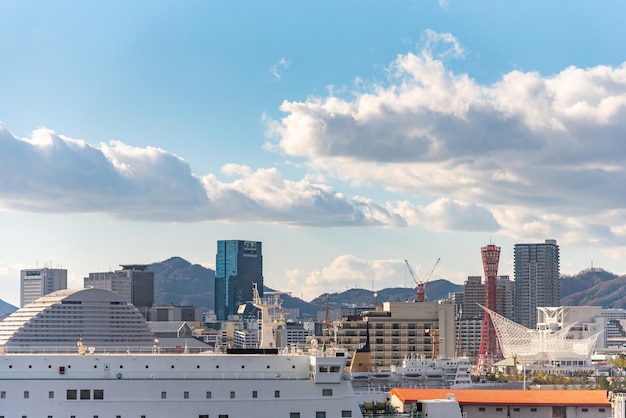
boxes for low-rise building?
[389,388,610,418]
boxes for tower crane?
[404,257,441,302]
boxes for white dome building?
[0,288,155,352]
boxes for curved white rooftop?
[0,288,155,352]
[482,305,600,362]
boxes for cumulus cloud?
[0,122,494,229]
[297,254,462,301]
[266,30,626,247]
[301,255,407,299]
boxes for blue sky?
[1,1,626,307]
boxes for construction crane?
[404,257,441,302]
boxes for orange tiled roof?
[390,388,610,407]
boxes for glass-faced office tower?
[215,240,263,320]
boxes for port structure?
[404,258,440,302]
[477,244,502,372]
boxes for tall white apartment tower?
[20,268,68,307]
[514,239,560,328]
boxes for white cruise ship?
[0,345,362,418]
[0,287,364,418]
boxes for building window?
[200,415,209,418]
[531,408,537,412]
[94,389,104,400]
[23,391,29,399]
[184,391,189,399]
[478,407,485,412]
[275,390,280,398]
[206,391,212,399]
[252,391,258,398]
[0,391,5,398]
[316,412,326,418]
[513,408,520,412]
[67,390,77,400]
[599,408,606,413]
[496,407,503,411]
[219,415,229,418]
[342,411,352,417]
[48,391,54,399]
[322,389,333,396]
[161,391,167,399]
[582,408,588,412]
[290,414,301,418]
[80,389,90,400]
[230,391,235,399]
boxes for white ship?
[0,286,364,418]
[347,330,473,405]
[0,345,362,418]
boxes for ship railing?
[40,370,310,381]
[0,346,211,355]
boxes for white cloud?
[1,122,497,230]
[0,263,22,307]
[420,29,464,60]
[265,31,626,250]
[269,57,290,80]
[300,255,407,300]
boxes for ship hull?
[0,352,363,418]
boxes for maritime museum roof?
[390,388,610,407]
[482,306,600,362]
[0,288,156,352]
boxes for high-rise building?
[462,276,485,319]
[20,268,68,307]
[496,275,515,321]
[84,264,154,317]
[215,240,263,321]
[514,239,560,328]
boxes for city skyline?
[2,2,626,307]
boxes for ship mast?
[249,282,289,349]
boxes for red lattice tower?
[477,243,502,371]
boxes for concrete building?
[318,301,455,368]
[276,321,315,347]
[462,276,485,319]
[20,267,67,307]
[84,264,154,318]
[496,276,514,321]
[514,239,560,328]
[214,240,263,321]
[0,288,155,352]
[456,317,483,358]
[150,305,203,322]
[389,388,610,418]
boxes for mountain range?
[1,258,625,317]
